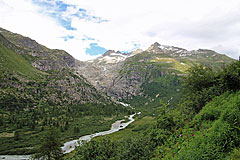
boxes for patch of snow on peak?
[110,53,128,57]
[158,45,179,51]
[86,60,94,63]
[100,54,127,64]
[158,45,166,50]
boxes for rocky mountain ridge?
[77,42,234,100]
[0,28,113,107]
[0,27,75,71]
[0,27,235,102]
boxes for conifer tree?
[34,127,63,160]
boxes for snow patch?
[110,53,128,57]
[99,54,127,64]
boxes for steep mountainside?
[0,27,75,71]
[0,28,130,154]
[76,42,234,102]
[0,32,112,106]
[0,27,236,155]
[75,50,134,98]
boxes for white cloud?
[0,0,240,60]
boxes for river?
[0,112,140,160]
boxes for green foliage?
[14,131,20,141]
[73,136,154,160]
[226,148,240,160]
[152,91,240,160]
[71,61,240,160]
[181,61,240,114]
[0,28,238,159]
[183,64,215,93]
[73,138,117,160]
[220,61,240,91]
[34,127,63,160]
[0,102,130,154]
[175,91,240,160]
[127,75,182,115]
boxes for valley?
[0,27,239,160]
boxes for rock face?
[0,27,75,71]
[30,49,75,71]
[76,43,234,100]
[75,51,129,99]
[0,28,112,106]
[0,26,235,101]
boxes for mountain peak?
[153,42,161,47]
[103,50,126,57]
[103,50,115,56]
[130,49,143,56]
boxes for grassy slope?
[154,91,240,160]
[0,43,45,79]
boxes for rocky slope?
[0,28,113,108]
[76,50,130,98]
[76,42,234,100]
[0,27,75,71]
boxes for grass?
[0,43,46,80]
[151,57,191,73]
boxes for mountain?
[76,42,234,103]
[0,27,75,71]
[0,27,235,155]
[0,28,114,106]
[0,28,130,154]
[75,50,131,98]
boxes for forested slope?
[0,29,131,155]
[70,61,240,160]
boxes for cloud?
[0,0,239,60]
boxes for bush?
[175,91,240,160]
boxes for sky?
[0,0,239,61]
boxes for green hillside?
[0,27,238,158]
[70,61,240,160]
[0,32,131,155]
[0,42,45,80]
[118,45,235,109]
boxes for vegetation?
[34,128,63,160]
[0,37,132,154]
[71,61,240,160]
[0,27,238,159]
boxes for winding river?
[0,113,140,160]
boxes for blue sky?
[30,0,109,56]
[0,0,239,60]
[86,43,107,56]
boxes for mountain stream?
[0,112,140,160]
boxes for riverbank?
[0,113,140,160]
[61,113,139,154]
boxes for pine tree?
[34,127,63,160]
